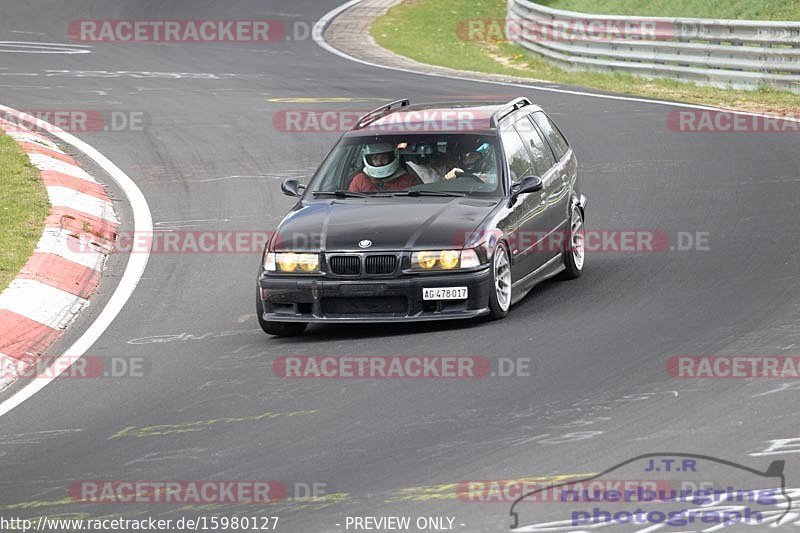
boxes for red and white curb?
[0,119,119,389]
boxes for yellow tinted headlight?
[298,254,319,272]
[278,252,299,271]
[411,249,483,271]
[274,252,320,273]
[416,251,438,269]
[439,250,460,269]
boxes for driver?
[443,141,493,182]
[348,143,421,193]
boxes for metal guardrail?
[507,0,800,92]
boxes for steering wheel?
[405,163,425,184]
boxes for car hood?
[273,198,499,252]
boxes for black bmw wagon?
[257,97,586,336]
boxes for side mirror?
[509,176,543,205]
[280,178,303,197]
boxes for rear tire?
[487,242,512,320]
[559,205,584,280]
[256,289,307,337]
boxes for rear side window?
[515,117,555,176]
[500,124,534,184]
[532,112,569,161]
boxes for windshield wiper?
[313,190,371,198]
[394,190,466,197]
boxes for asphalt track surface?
[1,1,800,532]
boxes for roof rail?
[490,97,533,127]
[354,99,410,129]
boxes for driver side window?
[500,124,534,185]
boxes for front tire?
[487,242,512,320]
[256,289,307,337]
[560,205,585,280]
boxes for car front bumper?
[258,267,492,323]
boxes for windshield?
[306,134,502,198]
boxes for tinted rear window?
[532,112,569,161]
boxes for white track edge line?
[0,104,152,417]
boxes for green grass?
[371,0,800,114]
[539,0,800,21]
[0,133,49,292]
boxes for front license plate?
[423,287,468,300]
